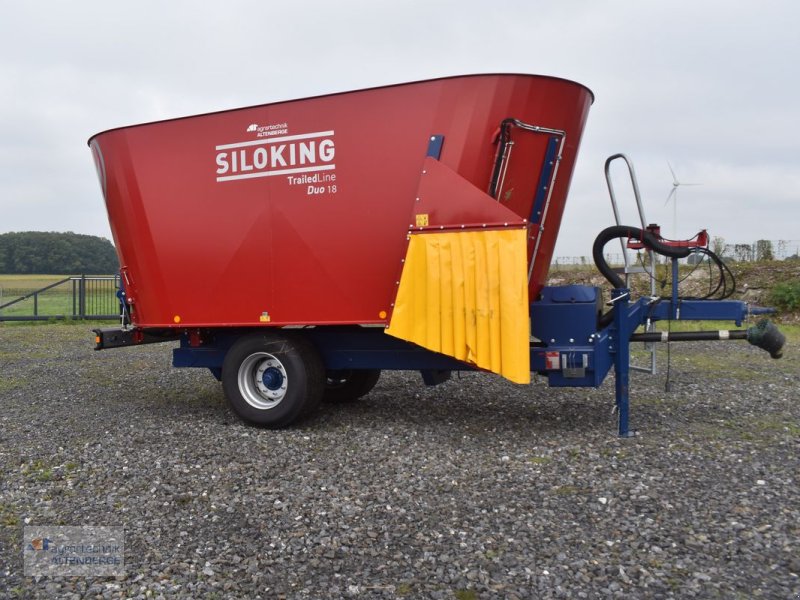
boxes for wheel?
[323,369,381,403]
[222,332,324,427]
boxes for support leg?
[612,287,636,437]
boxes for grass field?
[0,274,72,290]
[0,274,118,320]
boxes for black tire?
[323,369,381,403]
[221,332,324,428]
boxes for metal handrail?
[604,153,650,272]
[604,153,658,375]
[488,117,566,283]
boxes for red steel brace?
[627,224,708,250]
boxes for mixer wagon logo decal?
[246,122,288,137]
[214,130,336,183]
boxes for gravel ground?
[0,323,798,599]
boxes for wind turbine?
[664,161,701,238]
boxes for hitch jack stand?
[612,287,637,437]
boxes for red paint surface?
[89,74,592,328]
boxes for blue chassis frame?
[173,278,753,437]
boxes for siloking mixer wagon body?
[91,74,784,435]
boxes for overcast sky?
[1,1,798,257]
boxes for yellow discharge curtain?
[385,228,530,384]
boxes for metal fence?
[0,275,121,322]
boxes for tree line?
[0,231,119,274]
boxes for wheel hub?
[238,353,289,410]
[255,358,287,400]
[261,366,284,391]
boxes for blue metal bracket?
[529,135,560,223]
[647,299,748,325]
[671,257,679,319]
[426,134,444,159]
[611,288,636,437]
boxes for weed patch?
[768,281,800,312]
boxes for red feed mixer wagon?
[90,74,784,436]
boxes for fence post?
[79,275,86,319]
[34,293,38,316]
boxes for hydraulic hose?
[593,225,693,289]
[594,225,694,328]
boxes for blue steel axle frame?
[173,278,752,436]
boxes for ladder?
[604,153,658,375]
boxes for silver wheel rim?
[237,352,288,410]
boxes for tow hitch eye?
[747,320,785,359]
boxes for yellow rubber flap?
[386,228,530,384]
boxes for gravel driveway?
[1,323,798,598]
